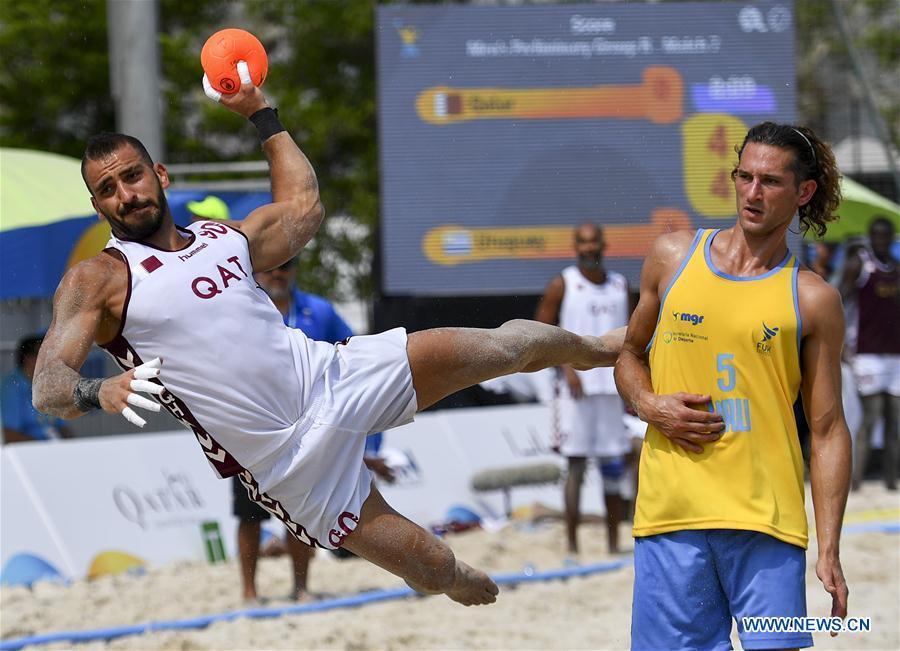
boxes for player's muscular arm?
[33,255,163,426]
[798,272,851,625]
[33,257,119,419]
[615,234,675,417]
[211,70,324,271]
[614,232,724,453]
[240,130,324,271]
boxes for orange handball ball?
[200,28,268,94]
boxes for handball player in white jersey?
[536,223,632,557]
[32,65,623,606]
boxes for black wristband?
[73,378,103,412]
[249,107,286,143]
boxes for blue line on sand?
[10,517,898,651]
[0,560,629,651]
[842,521,899,535]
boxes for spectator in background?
[795,239,840,466]
[234,257,394,603]
[2,336,73,444]
[535,223,631,558]
[809,240,838,282]
[840,216,899,491]
[837,236,867,356]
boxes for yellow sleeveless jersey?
[633,229,807,548]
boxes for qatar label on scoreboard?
[376,1,797,296]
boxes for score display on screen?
[376,1,796,296]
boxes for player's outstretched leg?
[408,319,624,410]
[342,486,499,606]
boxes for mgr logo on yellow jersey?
[634,229,808,548]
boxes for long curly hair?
[733,122,842,239]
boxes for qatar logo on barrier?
[112,468,206,530]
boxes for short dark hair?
[16,335,43,368]
[81,132,154,191]
[733,122,842,239]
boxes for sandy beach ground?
[2,482,898,651]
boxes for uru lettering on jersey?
[712,398,752,433]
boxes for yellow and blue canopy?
[2,148,897,300]
[0,148,270,300]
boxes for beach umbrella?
[0,147,271,300]
[1,148,93,232]
[0,148,98,300]
[818,177,900,243]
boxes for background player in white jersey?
[32,64,624,607]
[536,223,631,557]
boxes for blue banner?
[0,191,271,300]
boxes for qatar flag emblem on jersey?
[140,256,163,273]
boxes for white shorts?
[852,354,900,397]
[240,328,417,549]
[553,388,630,458]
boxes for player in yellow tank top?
[616,123,852,651]
[636,227,807,547]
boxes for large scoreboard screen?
[376,1,796,296]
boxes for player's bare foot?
[445,560,499,606]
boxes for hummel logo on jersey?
[756,321,779,353]
[140,256,163,273]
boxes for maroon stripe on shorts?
[100,335,328,548]
[234,470,324,549]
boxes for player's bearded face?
[575,228,603,271]
[104,180,168,240]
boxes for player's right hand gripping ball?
[201,28,268,94]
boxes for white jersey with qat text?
[101,221,337,475]
[559,265,629,395]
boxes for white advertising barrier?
[1,404,608,584]
[1,432,237,585]
[1,452,67,572]
[378,403,606,526]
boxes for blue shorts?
[631,530,812,651]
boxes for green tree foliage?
[0,0,379,300]
[0,0,115,154]
[796,0,899,146]
[243,1,379,300]
[2,0,896,300]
